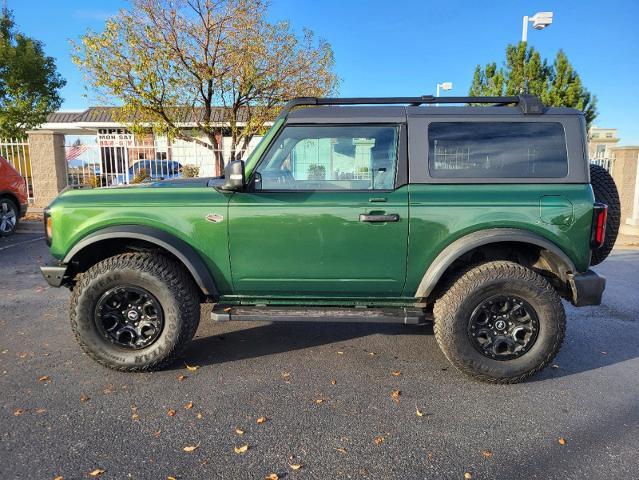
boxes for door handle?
[359,213,400,223]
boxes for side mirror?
[221,160,245,191]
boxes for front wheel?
[433,261,565,384]
[70,252,200,371]
[0,197,18,236]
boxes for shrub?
[181,164,200,178]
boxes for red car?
[0,155,28,236]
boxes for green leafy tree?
[470,42,596,127]
[73,0,338,172]
[0,8,65,138]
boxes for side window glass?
[255,125,398,190]
[428,122,568,178]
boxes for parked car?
[40,94,620,383]
[0,155,28,236]
[111,159,183,185]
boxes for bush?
[307,164,326,180]
[181,164,199,178]
[132,168,151,184]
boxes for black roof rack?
[279,94,545,117]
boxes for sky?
[9,0,639,144]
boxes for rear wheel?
[70,252,200,371]
[433,261,565,384]
[0,197,18,236]
[590,164,620,265]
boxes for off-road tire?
[0,197,18,237]
[70,252,200,371]
[590,164,620,265]
[433,261,565,384]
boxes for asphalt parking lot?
[1,225,638,480]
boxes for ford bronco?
[40,95,620,383]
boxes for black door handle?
[359,213,400,223]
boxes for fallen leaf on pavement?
[35,408,47,415]
[391,390,401,402]
[88,469,105,477]
[330,379,337,385]
[167,477,177,480]
[391,370,402,377]
[336,447,347,454]
[185,401,194,410]
[183,444,200,452]
[265,474,278,480]
[481,450,493,459]
[374,436,384,445]
[177,375,187,381]
[551,364,560,369]
[13,408,25,416]
[235,427,244,435]
[464,473,473,479]
[368,352,376,356]
[256,416,267,424]
[38,375,50,382]
[185,364,199,372]
[281,372,290,380]
[290,464,303,470]
[80,395,90,402]
[153,430,162,437]
[167,409,176,417]
[54,476,63,480]
[315,398,324,404]
[196,413,203,419]
[558,437,567,446]
[415,407,424,417]
[234,444,249,454]
[337,351,344,355]
[427,452,434,461]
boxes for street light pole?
[436,82,453,97]
[521,12,553,42]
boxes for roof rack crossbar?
[279,94,545,116]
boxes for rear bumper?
[568,270,606,307]
[40,262,68,288]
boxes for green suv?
[41,95,620,383]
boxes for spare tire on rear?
[589,164,620,265]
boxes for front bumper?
[40,262,68,287]
[568,270,606,307]
[19,203,28,218]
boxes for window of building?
[255,125,398,190]
[428,122,568,178]
[605,133,613,138]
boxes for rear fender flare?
[415,228,577,298]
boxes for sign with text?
[97,133,134,147]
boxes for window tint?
[256,125,398,190]
[428,122,568,178]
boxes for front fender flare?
[415,228,577,299]
[64,225,218,297]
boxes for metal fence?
[64,135,257,187]
[0,138,34,202]
[590,156,614,173]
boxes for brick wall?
[27,131,67,209]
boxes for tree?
[0,8,65,138]
[469,42,596,128]
[73,0,338,172]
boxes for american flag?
[66,144,88,162]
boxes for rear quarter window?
[428,122,568,178]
